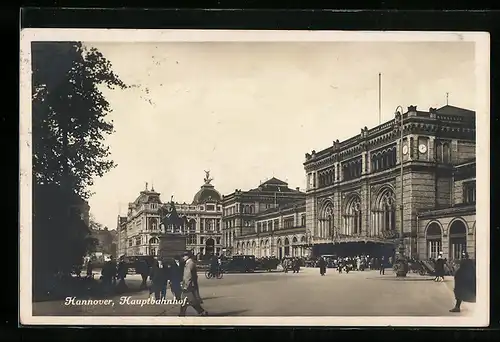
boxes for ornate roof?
[133,184,162,205]
[192,171,222,204]
[248,177,302,194]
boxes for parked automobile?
[223,255,257,273]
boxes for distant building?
[90,227,118,258]
[222,177,305,256]
[303,104,476,260]
[117,173,223,259]
[233,200,307,259]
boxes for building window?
[257,222,262,233]
[428,240,442,259]
[200,237,204,244]
[135,237,141,246]
[463,181,476,204]
[426,223,443,259]
[268,221,273,231]
[342,158,363,181]
[344,196,362,235]
[200,221,204,232]
[371,146,397,173]
[284,217,294,229]
[301,215,306,227]
[206,204,215,211]
[263,222,267,232]
[318,167,335,188]
[274,219,279,230]
[436,141,451,164]
[128,239,133,247]
[216,237,221,244]
[187,234,196,245]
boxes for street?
[32,268,474,317]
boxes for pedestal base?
[394,261,408,277]
[394,240,408,277]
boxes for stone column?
[362,151,367,175]
[451,139,458,164]
[428,136,435,162]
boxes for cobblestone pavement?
[32,268,473,317]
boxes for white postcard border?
[19,29,490,327]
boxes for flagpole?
[378,72,382,125]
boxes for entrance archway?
[426,222,442,259]
[284,238,290,256]
[449,220,467,260]
[205,238,215,256]
[292,237,298,256]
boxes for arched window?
[344,196,362,235]
[436,141,443,162]
[426,223,442,259]
[449,220,467,260]
[150,218,158,231]
[443,143,450,164]
[284,238,290,257]
[319,202,334,239]
[372,188,396,237]
[149,237,159,244]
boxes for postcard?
[19,29,490,326]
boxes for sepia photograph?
[19,30,489,326]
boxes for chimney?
[296,187,300,191]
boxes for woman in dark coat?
[318,257,327,276]
[450,252,476,313]
[434,253,445,282]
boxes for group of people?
[97,252,209,316]
[146,251,208,316]
[314,255,392,275]
[282,257,302,273]
[100,256,129,292]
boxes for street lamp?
[394,105,408,277]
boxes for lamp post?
[394,105,408,277]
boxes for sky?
[85,41,476,230]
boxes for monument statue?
[204,170,213,185]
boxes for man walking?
[380,256,385,275]
[169,255,183,301]
[179,251,208,316]
[450,252,476,313]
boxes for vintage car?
[223,255,257,273]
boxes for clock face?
[419,144,427,154]
[402,145,408,155]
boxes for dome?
[192,184,222,204]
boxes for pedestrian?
[318,257,327,276]
[101,257,115,293]
[380,256,385,275]
[150,258,168,300]
[86,259,93,279]
[450,252,476,313]
[170,255,183,300]
[136,259,149,290]
[434,252,445,282]
[116,256,128,293]
[179,251,208,316]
